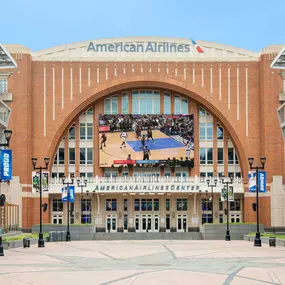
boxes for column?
[75,117,80,177]
[159,194,166,232]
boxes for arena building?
[1,37,285,232]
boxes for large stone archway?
[46,78,248,178]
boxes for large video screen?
[99,114,194,167]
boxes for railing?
[51,176,243,185]
[0,203,20,233]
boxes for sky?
[1,0,285,52]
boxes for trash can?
[23,238,30,248]
[49,231,56,242]
[269,236,276,247]
[56,231,61,242]
[60,231,66,241]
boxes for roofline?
[0,43,17,69]
[271,45,285,70]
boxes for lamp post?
[0,129,12,256]
[248,156,266,247]
[31,157,50,248]
[77,178,88,224]
[207,178,218,223]
[221,176,233,241]
[62,174,74,241]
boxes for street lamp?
[221,176,233,241]
[62,174,74,241]
[248,156,266,247]
[207,178,218,223]
[77,178,88,224]
[0,129,12,148]
[31,157,50,248]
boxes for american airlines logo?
[87,39,204,53]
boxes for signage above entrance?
[87,39,204,54]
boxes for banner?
[62,186,75,202]
[248,171,266,192]
[0,149,12,181]
[221,186,234,201]
[32,171,49,191]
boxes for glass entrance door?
[106,215,117,232]
[177,215,187,232]
[166,214,170,232]
[139,214,153,232]
[154,215,159,232]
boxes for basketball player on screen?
[183,140,192,158]
[147,127,154,141]
[100,132,107,150]
[143,146,151,160]
[120,131,128,149]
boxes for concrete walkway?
[0,240,285,285]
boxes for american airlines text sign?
[0,149,12,181]
[93,183,200,193]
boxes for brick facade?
[3,39,284,230]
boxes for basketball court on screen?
[99,130,194,167]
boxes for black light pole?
[62,174,74,241]
[0,129,12,256]
[31,156,50,248]
[221,176,233,241]
[77,178,88,224]
[207,178,218,223]
[248,156,266,247]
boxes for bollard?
[269,236,276,247]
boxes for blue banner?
[248,171,266,192]
[61,186,75,202]
[0,149,12,181]
[136,160,160,164]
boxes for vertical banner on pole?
[248,171,266,192]
[221,188,226,202]
[62,186,75,202]
[32,171,49,192]
[228,186,234,201]
[0,149,12,181]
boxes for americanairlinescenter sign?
[93,183,200,193]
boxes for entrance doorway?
[166,214,170,232]
[106,215,117,232]
[135,214,159,232]
[177,214,187,232]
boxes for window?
[52,215,63,224]
[219,198,223,211]
[0,79,8,93]
[69,148,75,164]
[236,172,241,178]
[199,107,206,118]
[217,124,224,140]
[52,199,63,212]
[164,92,171,114]
[132,90,160,114]
[207,148,213,164]
[124,214,128,230]
[235,153,239,165]
[177,199,187,211]
[122,92,129,114]
[202,199,212,211]
[174,95,188,114]
[81,199,92,223]
[124,199,128,211]
[228,148,234,164]
[200,148,206,164]
[218,148,224,164]
[54,148,65,165]
[199,123,213,140]
[200,148,213,165]
[80,123,93,140]
[80,148,93,165]
[104,96,118,114]
[106,199,117,211]
[70,203,75,224]
[86,108,93,115]
[230,199,241,211]
[166,199,170,211]
[219,214,223,223]
[134,199,140,211]
[69,125,75,140]
[202,214,212,224]
[154,199,159,211]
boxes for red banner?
[113,160,136,165]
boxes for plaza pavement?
[0,240,285,285]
